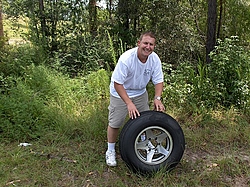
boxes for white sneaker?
[106,150,117,166]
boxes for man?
[106,31,165,166]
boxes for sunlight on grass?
[3,15,29,43]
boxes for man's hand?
[154,99,165,112]
[127,102,140,119]
[114,82,140,119]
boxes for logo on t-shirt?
[144,69,151,76]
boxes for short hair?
[139,31,156,41]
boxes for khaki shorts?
[108,91,150,128]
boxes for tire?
[119,110,185,174]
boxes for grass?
[0,104,249,187]
[0,66,249,186]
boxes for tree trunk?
[117,0,130,45]
[188,0,206,43]
[206,0,217,64]
[0,1,4,38]
[50,0,58,52]
[217,0,223,39]
[108,0,112,20]
[39,0,47,37]
[89,0,97,37]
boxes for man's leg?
[107,125,119,143]
[106,126,119,166]
[106,95,127,166]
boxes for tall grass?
[0,61,111,142]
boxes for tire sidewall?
[119,111,185,174]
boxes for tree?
[217,0,224,39]
[0,0,5,50]
[0,0,4,38]
[39,0,47,37]
[206,0,217,64]
[89,0,97,37]
[107,0,113,20]
[116,0,142,47]
[117,0,130,45]
[2,0,249,72]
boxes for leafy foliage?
[0,68,65,141]
[163,37,250,113]
[0,44,47,77]
[0,58,111,142]
[209,37,250,109]
[0,79,47,140]
[3,0,250,74]
[51,34,103,76]
[223,0,250,44]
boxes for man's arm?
[154,82,163,98]
[114,82,140,119]
[154,82,165,111]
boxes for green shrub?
[162,63,192,110]
[0,79,49,141]
[0,63,112,142]
[209,36,250,110]
[163,37,250,113]
[51,34,112,76]
[0,65,72,141]
[0,44,47,77]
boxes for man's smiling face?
[137,35,156,63]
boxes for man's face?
[137,35,156,59]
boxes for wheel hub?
[135,126,173,165]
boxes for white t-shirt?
[110,47,163,98]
